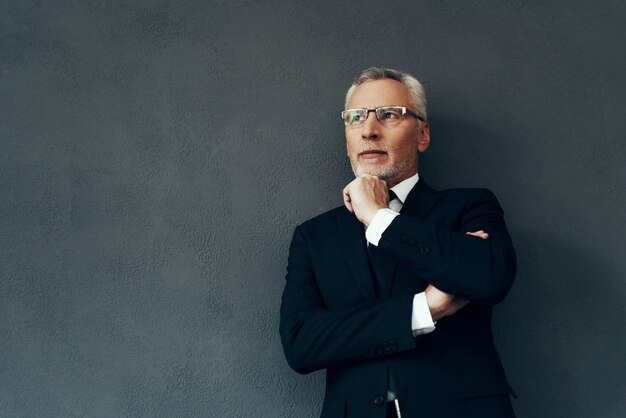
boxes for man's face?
[345,78,430,187]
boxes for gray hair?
[344,67,427,120]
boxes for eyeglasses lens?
[343,107,405,127]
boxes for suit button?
[374,394,385,406]
[400,237,408,244]
[420,246,431,254]
[408,239,415,248]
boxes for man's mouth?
[359,150,387,159]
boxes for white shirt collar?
[389,172,419,204]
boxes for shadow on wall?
[421,115,525,191]
[424,115,625,417]
[496,229,626,418]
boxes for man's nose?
[361,111,380,141]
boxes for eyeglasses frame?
[341,106,426,127]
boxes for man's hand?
[425,284,469,321]
[343,175,390,226]
[466,230,489,239]
[425,230,490,321]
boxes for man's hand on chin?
[342,175,390,226]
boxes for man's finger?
[343,186,353,213]
[344,197,353,213]
[466,230,489,240]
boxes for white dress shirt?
[365,173,436,336]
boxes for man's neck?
[389,173,420,204]
[386,168,419,189]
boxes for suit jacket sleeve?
[280,225,418,375]
[379,188,516,302]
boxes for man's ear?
[417,122,430,153]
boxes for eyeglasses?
[341,106,426,127]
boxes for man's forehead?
[347,78,411,109]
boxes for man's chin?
[354,167,393,181]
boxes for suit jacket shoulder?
[299,205,345,228]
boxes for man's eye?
[380,111,399,119]
[350,113,364,122]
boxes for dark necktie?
[387,190,398,207]
[367,190,398,297]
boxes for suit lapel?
[399,178,440,219]
[336,208,377,302]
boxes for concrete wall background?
[1,1,625,417]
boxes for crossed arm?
[344,175,515,309]
[280,177,516,374]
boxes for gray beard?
[351,158,416,182]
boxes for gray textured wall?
[1,1,625,417]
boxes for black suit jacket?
[280,180,517,418]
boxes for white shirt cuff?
[412,292,436,336]
[365,208,399,246]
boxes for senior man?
[280,67,517,418]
